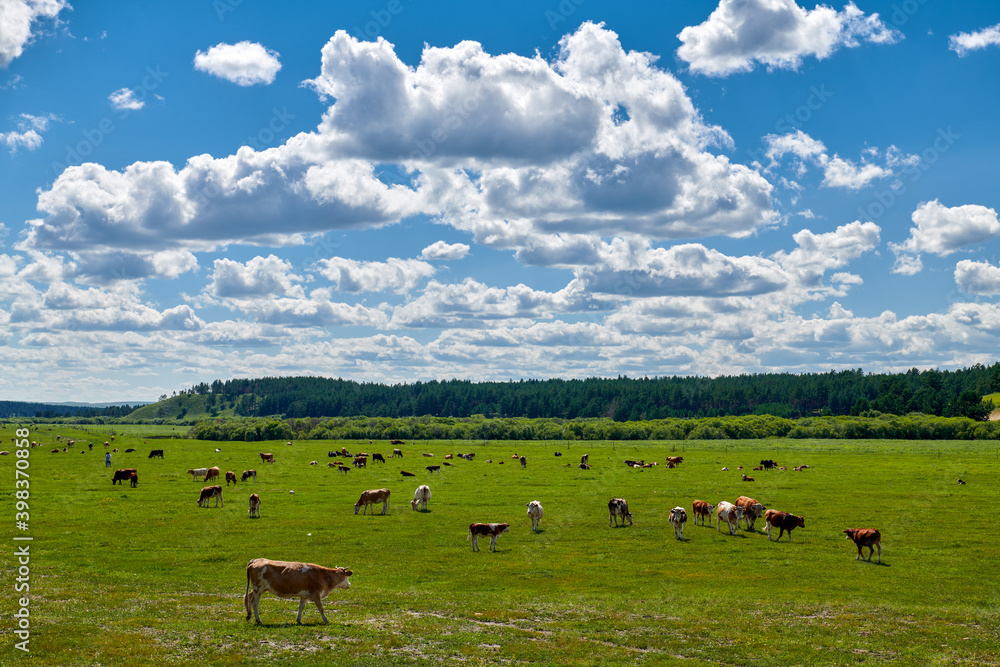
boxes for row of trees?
[188,411,1000,442]
[177,366,1000,421]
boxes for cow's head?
[326,568,353,590]
[795,515,806,528]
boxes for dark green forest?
[179,364,1000,422]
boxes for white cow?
[716,501,744,536]
[187,467,208,481]
[526,500,544,532]
[668,506,687,540]
[411,485,431,511]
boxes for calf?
[392,448,403,458]
[426,465,441,474]
[112,468,137,485]
[668,507,687,540]
[741,474,755,482]
[735,496,766,531]
[226,471,238,485]
[843,528,881,563]
[692,500,715,526]
[716,501,744,535]
[148,449,164,459]
[187,467,208,481]
[354,488,390,515]
[353,456,367,468]
[372,453,385,464]
[338,464,350,474]
[411,484,431,511]
[578,462,591,470]
[248,493,261,518]
[765,509,805,542]
[259,452,274,464]
[197,485,224,508]
[241,470,257,482]
[204,466,220,483]
[244,558,352,625]
[400,470,415,477]
[526,500,544,532]
[581,454,589,465]
[468,523,509,552]
[608,498,633,527]
[519,456,527,468]
[129,471,138,488]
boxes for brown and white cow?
[668,507,687,540]
[197,485,223,508]
[735,496,767,531]
[259,452,274,464]
[692,500,715,526]
[226,471,238,485]
[608,498,633,527]
[843,528,881,563]
[241,469,257,482]
[741,474,755,482]
[353,456,367,468]
[526,500,544,532]
[519,455,527,468]
[203,466,220,483]
[129,471,138,488]
[392,448,403,458]
[666,456,683,465]
[468,523,509,552]
[716,501,744,535]
[112,468,137,485]
[581,453,589,465]
[244,558,352,624]
[765,509,805,542]
[354,488,390,515]
[411,485,431,511]
[248,493,261,518]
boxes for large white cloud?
[193,41,282,86]
[208,255,304,299]
[419,241,469,260]
[316,257,435,294]
[889,200,1000,274]
[955,260,1000,295]
[0,0,68,68]
[677,0,901,76]
[949,23,1000,57]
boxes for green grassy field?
[2,425,999,665]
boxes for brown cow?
[735,496,766,531]
[353,456,367,468]
[259,452,274,464]
[666,456,683,465]
[741,474,755,482]
[248,493,261,518]
[197,485,223,508]
[692,500,715,526]
[400,470,415,476]
[468,523,509,552]
[843,528,881,563]
[353,488,390,515]
[226,471,237,485]
[764,509,805,542]
[112,468,137,485]
[129,471,138,488]
[204,466,220,483]
[244,558,352,624]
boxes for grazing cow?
[187,467,208,481]
[468,523,509,552]
[353,456,367,468]
[244,558,352,625]
[226,471,238,485]
[426,465,441,474]
[764,509,805,542]
[204,467,220,483]
[124,448,136,453]
[241,470,257,482]
[692,500,715,526]
[197,485,224,508]
[741,474,755,482]
[843,528,881,563]
[579,463,590,470]
[411,484,431,511]
[666,456,683,466]
[735,496,766,531]
[248,493,261,518]
[581,454,589,465]
[668,507,687,540]
[148,449,164,459]
[716,501,744,535]
[129,472,138,488]
[112,468,137,485]
[392,448,403,458]
[519,456,527,468]
[259,452,275,464]
[526,500,544,532]
[400,470,415,477]
[608,498,633,527]
[353,488,390,515]
[372,453,385,464]
[760,459,777,470]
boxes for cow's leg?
[251,589,263,624]
[313,596,329,624]
[471,535,478,552]
[766,523,772,541]
[876,542,881,564]
[296,597,307,624]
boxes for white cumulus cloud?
[763,129,913,190]
[949,23,1000,57]
[419,241,470,261]
[193,41,282,86]
[890,200,1000,274]
[108,88,145,111]
[0,0,69,68]
[316,257,435,294]
[677,0,901,76]
[955,260,1000,295]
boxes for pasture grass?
[2,425,999,665]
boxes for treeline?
[0,401,140,419]
[189,412,1000,442]
[178,365,1000,420]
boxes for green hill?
[125,394,238,422]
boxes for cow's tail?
[467,528,472,540]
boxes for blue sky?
[1,0,999,402]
